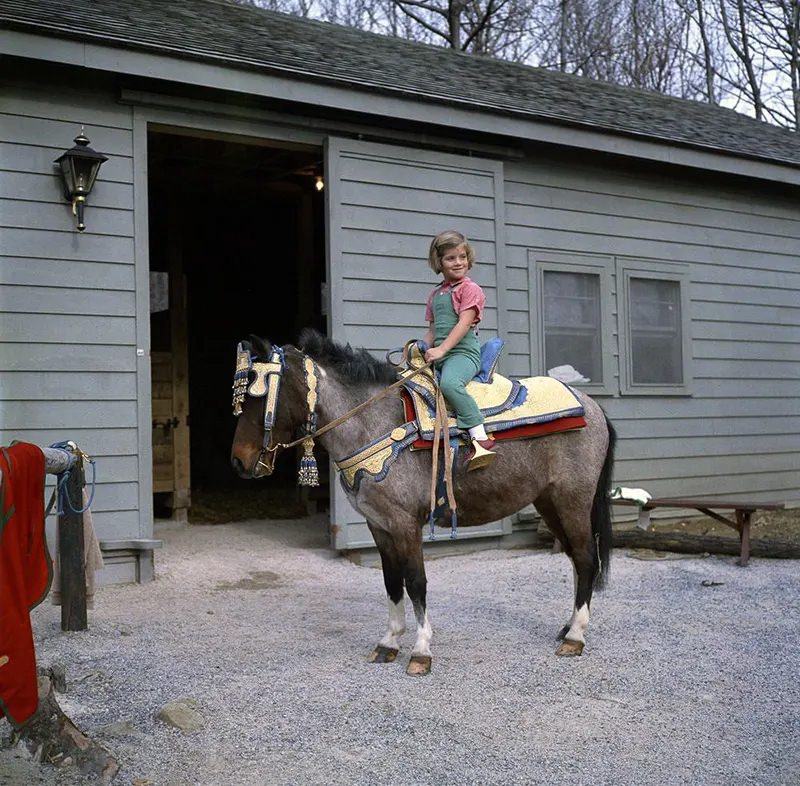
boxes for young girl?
[422,230,495,470]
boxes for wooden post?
[59,455,87,631]
[737,510,751,568]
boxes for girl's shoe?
[466,438,496,470]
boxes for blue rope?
[49,441,97,516]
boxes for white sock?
[469,424,488,441]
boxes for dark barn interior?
[147,130,327,519]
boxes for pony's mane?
[298,329,397,386]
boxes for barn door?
[151,349,189,506]
[150,232,191,522]
[325,136,509,550]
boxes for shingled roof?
[3,0,800,169]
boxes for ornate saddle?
[398,340,587,448]
[336,339,587,496]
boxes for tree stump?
[12,674,119,782]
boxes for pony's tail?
[592,413,617,590]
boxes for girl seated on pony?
[422,230,495,470]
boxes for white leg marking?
[378,598,406,650]
[565,603,590,645]
[411,609,433,657]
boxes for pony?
[230,330,616,675]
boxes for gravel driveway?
[2,514,798,785]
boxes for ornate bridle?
[232,342,320,486]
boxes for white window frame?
[617,258,693,396]
[528,250,616,397]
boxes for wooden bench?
[611,497,786,567]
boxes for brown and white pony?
[231,330,616,675]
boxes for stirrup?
[467,438,496,471]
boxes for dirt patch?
[214,570,282,591]
[646,507,800,544]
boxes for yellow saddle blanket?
[399,342,584,441]
[402,370,583,440]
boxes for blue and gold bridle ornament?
[231,343,320,486]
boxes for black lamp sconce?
[54,128,108,232]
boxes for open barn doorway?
[147,130,327,524]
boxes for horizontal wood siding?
[329,142,502,353]
[327,138,507,544]
[0,76,139,539]
[505,158,800,504]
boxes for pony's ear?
[248,334,272,358]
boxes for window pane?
[630,277,682,384]
[543,271,601,383]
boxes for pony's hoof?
[368,645,398,663]
[556,639,584,657]
[406,655,432,676]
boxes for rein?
[266,359,435,454]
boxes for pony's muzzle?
[231,455,252,479]
[231,452,274,479]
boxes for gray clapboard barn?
[1,0,799,582]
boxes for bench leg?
[736,510,751,567]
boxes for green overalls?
[432,284,484,429]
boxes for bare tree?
[680,0,800,130]
[535,0,698,95]
[535,0,620,75]
[677,0,722,104]
[383,0,546,55]
[747,0,800,130]
[719,0,766,118]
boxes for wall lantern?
[54,129,108,232]
[314,174,325,192]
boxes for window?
[618,259,692,395]
[530,251,692,397]
[529,251,615,395]
[543,271,602,383]
[630,278,682,384]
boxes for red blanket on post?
[0,442,51,727]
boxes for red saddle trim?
[401,390,586,450]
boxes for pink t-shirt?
[424,276,486,325]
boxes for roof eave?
[3,24,800,187]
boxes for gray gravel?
[3,515,799,786]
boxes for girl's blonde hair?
[428,230,476,274]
